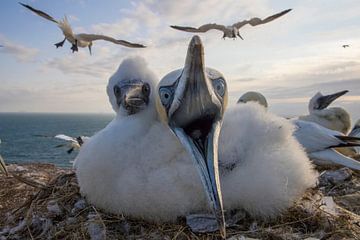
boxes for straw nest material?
[0,163,359,240]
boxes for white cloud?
[0,35,39,62]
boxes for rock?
[47,200,62,217]
[86,213,106,240]
[318,168,352,186]
[186,210,246,233]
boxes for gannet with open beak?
[237,91,360,170]
[170,9,291,40]
[157,36,316,236]
[19,3,146,54]
[298,90,351,134]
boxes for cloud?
[0,35,39,62]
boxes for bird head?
[308,90,348,112]
[156,35,228,238]
[107,56,157,116]
[237,91,268,108]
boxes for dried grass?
[0,164,359,240]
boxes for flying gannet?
[170,9,291,39]
[297,90,351,134]
[342,44,350,48]
[237,91,360,170]
[19,3,146,54]
[75,37,316,239]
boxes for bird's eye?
[159,87,173,107]
[212,78,225,97]
[142,83,151,96]
[113,85,121,97]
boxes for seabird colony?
[75,36,317,238]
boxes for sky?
[0,0,359,120]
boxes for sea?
[0,113,114,168]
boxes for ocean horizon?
[0,112,114,167]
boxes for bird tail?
[310,149,360,171]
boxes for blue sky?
[0,0,359,120]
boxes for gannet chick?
[20,3,146,54]
[237,91,360,170]
[157,36,316,235]
[171,9,291,40]
[298,90,351,134]
[75,56,216,233]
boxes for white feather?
[75,58,317,223]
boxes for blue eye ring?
[213,78,225,97]
[159,87,173,107]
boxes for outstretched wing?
[171,23,227,33]
[77,34,146,48]
[19,2,58,24]
[55,134,76,143]
[233,9,292,29]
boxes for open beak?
[316,90,348,110]
[168,36,226,238]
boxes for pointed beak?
[316,90,348,110]
[168,36,226,238]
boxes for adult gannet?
[237,91,360,170]
[0,140,8,176]
[237,91,268,107]
[298,90,351,134]
[54,134,90,154]
[342,44,350,48]
[19,3,146,54]
[170,9,291,39]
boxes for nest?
[0,164,360,240]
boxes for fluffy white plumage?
[75,57,317,223]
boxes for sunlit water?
[0,113,114,168]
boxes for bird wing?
[0,154,8,176]
[57,16,76,42]
[19,2,58,24]
[310,149,360,171]
[76,34,146,48]
[55,134,76,143]
[233,9,292,29]
[292,120,345,152]
[171,24,227,33]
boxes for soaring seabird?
[298,90,351,134]
[238,91,360,170]
[170,9,291,39]
[76,37,316,238]
[342,44,350,48]
[19,3,146,54]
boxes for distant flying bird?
[342,44,350,48]
[170,9,292,39]
[54,134,89,154]
[19,3,146,54]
